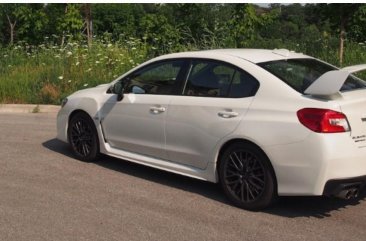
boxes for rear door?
[165,59,260,169]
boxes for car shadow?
[43,138,366,218]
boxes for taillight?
[297,108,350,133]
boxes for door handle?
[150,106,166,114]
[218,111,239,118]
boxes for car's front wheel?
[68,112,99,162]
[219,142,276,210]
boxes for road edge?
[0,104,60,113]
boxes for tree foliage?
[0,3,365,62]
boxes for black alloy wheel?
[219,143,276,210]
[68,112,99,162]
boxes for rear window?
[258,58,366,93]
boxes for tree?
[348,5,366,43]
[163,4,226,44]
[15,4,49,44]
[319,4,362,65]
[57,4,83,45]
[139,13,180,54]
[92,4,145,39]
[82,3,92,47]
[0,4,22,45]
[229,4,279,47]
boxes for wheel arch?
[67,109,101,147]
[216,138,278,194]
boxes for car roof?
[155,49,313,64]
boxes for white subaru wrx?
[57,49,366,210]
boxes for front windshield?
[258,58,366,93]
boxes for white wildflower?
[83,83,88,87]
[58,76,64,80]
[86,68,92,72]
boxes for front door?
[101,59,187,159]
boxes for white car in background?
[57,49,366,210]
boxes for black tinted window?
[184,60,259,98]
[125,60,184,95]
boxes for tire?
[68,112,100,162]
[218,142,276,210]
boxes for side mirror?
[112,81,124,101]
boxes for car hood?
[69,83,110,99]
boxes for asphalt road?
[1,112,366,241]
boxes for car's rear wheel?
[219,142,276,210]
[68,112,99,162]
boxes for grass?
[0,37,148,104]
[1,37,366,104]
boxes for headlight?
[61,98,68,108]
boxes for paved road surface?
[0,112,366,241]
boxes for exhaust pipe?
[336,187,360,200]
[353,188,359,198]
[336,189,352,199]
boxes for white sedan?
[57,49,366,210]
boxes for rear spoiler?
[304,64,366,96]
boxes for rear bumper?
[264,132,366,196]
[323,175,366,196]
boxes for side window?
[184,61,235,97]
[228,71,259,98]
[184,60,259,98]
[125,60,184,95]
